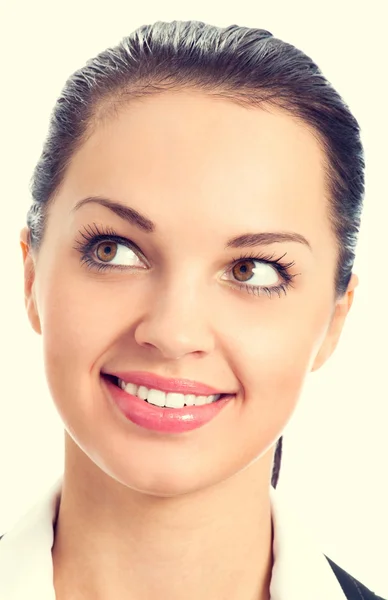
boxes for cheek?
[36,265,121,388]
[228,299,329,418]
[35,267,126,447]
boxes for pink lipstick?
[101,371,234,434]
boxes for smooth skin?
[20,91,357,600]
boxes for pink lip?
[102,376,234,434]
[104,370,228,396]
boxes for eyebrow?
[72,196,312,251]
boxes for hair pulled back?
[27,20,365,488]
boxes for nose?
[134,280,216,360]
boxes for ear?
[20,227,41,335]
[311,273,358,372]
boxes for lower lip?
[103,376,233,434]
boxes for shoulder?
[326,556,386,599]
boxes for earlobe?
[311,274,358,373]
[20,227,41,335]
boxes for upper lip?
[103,370,230,396]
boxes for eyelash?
[73,223,299,299]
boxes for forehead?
[59,91,330,235]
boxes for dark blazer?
[325,556,386,599]
[0,533,385,599]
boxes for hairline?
[30,83,342,299]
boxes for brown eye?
[96,242,118,262]
[230,259,278,287]
[91,239,145,268]
[232,260,256,282]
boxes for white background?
[0,0,387,596]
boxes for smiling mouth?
[102,374,231,409]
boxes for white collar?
[0,476,346,599]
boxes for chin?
[107,456,226,498]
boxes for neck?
[52,438,274,600]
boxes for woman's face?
[21,91,356,496]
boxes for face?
[21,91,357,497]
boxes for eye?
[221,252,298,298]
[94,241,143,267]
[74,224,298,297]
[74,224,149,272]
[231,259,279,286]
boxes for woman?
[0,20,384,600]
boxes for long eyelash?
[74,225,300,298]
[229,250,300,298]
[73,223,137,272]
[73,222,120,252]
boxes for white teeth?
[118,379,221,408]
[195,396,208,406]
[164,393,185,409]
[125,382,138,395]
[184,394,196,406]
[147,389,166,407]
[137,385,148,400]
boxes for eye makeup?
[73,222,300,298]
